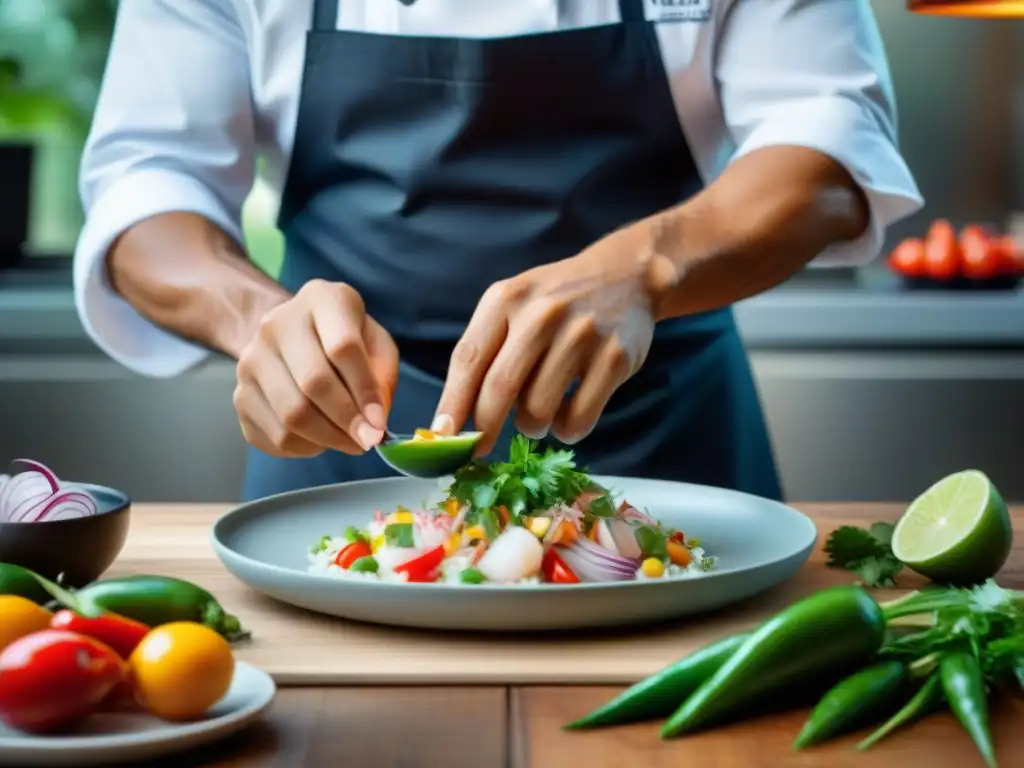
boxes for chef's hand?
[234,280,399,458]
[434,228,660,454]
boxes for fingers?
[310,286,387,445]
[433,284,509,437]
[515,315,599,439]
[553,337,636,445]
[275,313,372,453]
[233,376,333,459]
[363,315,400,418]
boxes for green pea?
[460,568,486,584]
[349,556,379,574]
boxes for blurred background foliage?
[0,0,283,275]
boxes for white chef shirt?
[74,0,923,379]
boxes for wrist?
[212,279,291,359]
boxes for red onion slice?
[28,490,99,522]
[559,539,637,583]
[11,459,60,494]
[0,471,55,523]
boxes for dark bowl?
[0,483,131,588]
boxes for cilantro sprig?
[447,435,594,523]
[824,522,904,588]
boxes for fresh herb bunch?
[825,522,904,588]
[447,435,594,523]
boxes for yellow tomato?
[130,622,235,721]
[0,596,52,652]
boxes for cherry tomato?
[394,545,445,583]
[960,225,1000,281]
[887,238,927,278]
[995,235,1024,276]
[541,548,580,584]
[670,531,686,545]
[50,610,151,660]
[924,219,960,281]
[335,540,373,569]
[0,629,127,733]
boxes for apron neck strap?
[618,0,646,23]
[312,0,340,31]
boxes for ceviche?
[308,435,716,585]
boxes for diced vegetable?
[640,558,665,578]
[348,556,379,574]
[384,522,415,548]
[541,548,580,584]
[459,568,486,585]
[394,545,445,583]
[560,538,637,582]
[667,540,692,568]
[335,541,373,569]
[527,516,552,538]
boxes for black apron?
[241,0,783,502]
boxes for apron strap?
[618,0,646,23]
[312,0,340,31]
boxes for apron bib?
[241,0,783,502]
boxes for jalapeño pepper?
[941,651,997,768]
[793,660,909,749]
[661,586,886,739]
[565,633,750,730]
[0,563,51,604]
[857,672,945,751]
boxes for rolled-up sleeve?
[714,0,923,267]
[74,0,255,378]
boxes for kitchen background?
[0,0,1021,503]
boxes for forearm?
[640,145,870,321]
[106,212,290,359]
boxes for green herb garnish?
[344,526,369,544]
[448,435,594,522]
[824,522,904,588]
[310,534,333,554]
[634,524,669,560]
[384,522,415,548]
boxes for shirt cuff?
[73,168,245,378]
[730,96,924,268]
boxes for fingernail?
[431,413,454,435]
[356,421,384,450]
[364,403,386,430]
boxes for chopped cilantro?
[824,522,903,588]
[310,535,333,554]
[344,526,368,544]
[634,524,668,559]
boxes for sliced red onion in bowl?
[0,460,98,524]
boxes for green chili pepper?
[940,651,997,768]
[0,563,51,604]
[857,672,945,751]
[565,633,751,730]
[48,575,249,641]
[661,586,886,739]
[793,660,908,749]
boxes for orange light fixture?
[908,0,1024,15]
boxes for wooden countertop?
[108,503,1024,766]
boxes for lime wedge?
[891,470,1012,585]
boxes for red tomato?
[394,545,445,583]
[995,235,1024,276]
[959,225,1000,281]
[670,531,686,545]
[50,610,151,660]
[924,220,960,281]
[542,548,580,584]
[335,540,373,569]
[0,629,127,733]
[887,238,927,278]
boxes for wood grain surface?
[108,504,1024,686]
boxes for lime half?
[891,470,1012,585]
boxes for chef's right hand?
[233,280,399,458]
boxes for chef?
[74,0,922,502]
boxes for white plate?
[211,476,818,631]
[0,662,275,767]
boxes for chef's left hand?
[434,227,661,454]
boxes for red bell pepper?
[50,609,151,660]
[0,629,127,733]
[394,545,445,583]
[542,548,580,584]
[335,540,373,569]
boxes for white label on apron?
[644,0,711,22]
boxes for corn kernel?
[370,534,385,552]
[463,526,487,543]
[414,428,436,440]
[527,517,552,538]
[442,498,461,517]
[386,510,415,525]
[640,558,665,578]
[443,532,461,556]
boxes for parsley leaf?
[384,523,415,548]
[824,523,904,588]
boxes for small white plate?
[0,662,275,767]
